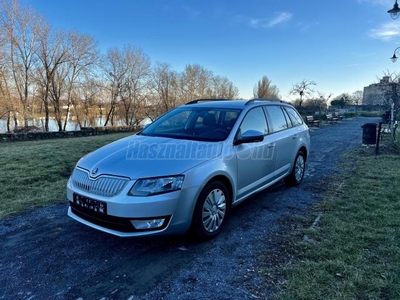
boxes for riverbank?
[0,126,137,142]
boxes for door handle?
[268,143,276,148]
[292,135,298,139]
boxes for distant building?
[362,76,390,106]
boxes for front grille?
[71,168,129,197]
[70,203,135,232]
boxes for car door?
[264,105,299,178]
[234,106,276,200]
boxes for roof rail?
[245,98,283,106]
[185,98,230,105]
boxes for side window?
[285,106,304,127]
[265,106,288,133]
[282,108,293,128]
[238,107,268,136]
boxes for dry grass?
[0,133,132,219]
[271,148,400,300]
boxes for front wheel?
[191,181,230,240]
[284,150,306,186]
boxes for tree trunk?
[55,107,62,131]
[13,113,18,128]
[24,72,29,128]
[44,100,50,132]
[104,105,114,126]
[63,102,71,131]
[7,112,11,132]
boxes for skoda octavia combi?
[67,99,310,239]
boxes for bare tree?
[1,0,244,133]
[35,25,69,131]
[102,45,151,127]
[179,64,212,101]
[351,90,363,107]
[0,62,15,131]
[312,92,331,114]
[73,78,103,128]
[210,75,239,99]
[150,61,179,116]
[119,46,151,127]
[177,64,239,101]
[149,63,239,120]
[0,0,43,127]
[253,75,280,99]
[0,7,11,126]
[101,48,127,126]
[61,31,98,130]
[289,79,316,108]
[375,71,400,138]
[376,71,400,107]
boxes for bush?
[358,111,383,117]
[343,112,356,118]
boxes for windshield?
[140,107,241,141]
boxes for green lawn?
[269,146,400,299]
[0,132,132,219]
[1,131,400,299]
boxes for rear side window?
[285,106,304,126]
[282,108,293,128]
[265,106,288,133]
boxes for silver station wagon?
[67,99,310,239]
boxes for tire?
[191,181,230,240]
[284,150,306,186]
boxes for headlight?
[128,175,184,196]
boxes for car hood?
[77,135,223,179]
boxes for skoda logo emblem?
[91,167,99,176]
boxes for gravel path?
[0,117,380,300]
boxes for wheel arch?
[299,146,308,161]
[189,173,234,220]
[190,174,233,239]
[205,175,234,206]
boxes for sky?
[19,0,400,102]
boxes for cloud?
[296,21,320,32]
[181,5,201,17]
[369,22,400,41]
[249,12,293,29]
[268,12,293,27]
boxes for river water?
[0,117,151,133]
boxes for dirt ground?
[0,117,381,300]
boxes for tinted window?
[238,107,268,136]
[265,106,288,132]
[285,106,304,126]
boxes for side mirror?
[234,130,264,145]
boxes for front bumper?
[67,182,200,237]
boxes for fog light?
[131,218,165,230]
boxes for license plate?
[73,193,107,214]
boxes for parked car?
[67,99,310,239]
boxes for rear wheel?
[284,150,306,186]
[191,181,230,239]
